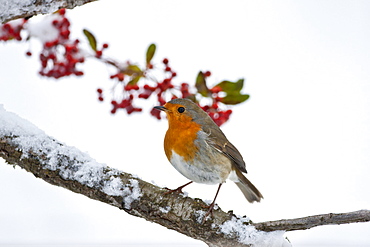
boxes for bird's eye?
[177,107,185,113]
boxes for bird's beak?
[154,106,168,112]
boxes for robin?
[154,98,263,219]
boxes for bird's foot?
[163,181,193,195]
[201,202,218,224]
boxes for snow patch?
[220,216,291,247]
[159,206,171,213]
[27,14,61,43]
[122,179,142,209]
[0,105,141,204]
[194,210,208,224]
[102,176,125,196]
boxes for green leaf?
[220,93,250,105]
[125,65,143,76]
[127,75,141,85]
[83,29,97,52]
[215,79,244,94]
[196,71,210,97]
[146,43,156,65]
[215,78,249,105]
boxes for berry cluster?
[36,9,85,78]
[198,72,233,126]
[97,88,143,115]
[101,58,178,117]
[95,42,109,58]
[0,19,26,41]
[201,104,233,127]
[103,54,233,125]
[153,58,178,105]
[1,8,247,126]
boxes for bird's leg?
[163,181,193,195]
[202,183,223,224]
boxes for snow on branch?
[0,0,95,24]
[0,104,369,247]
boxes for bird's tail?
[233,169,263,203]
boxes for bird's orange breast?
[164,117,202,163]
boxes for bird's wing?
[203,126,248,173]
[210,140,248,173]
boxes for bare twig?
[254,210,370,232]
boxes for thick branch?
[0,0,96,24]
[0,133,251,247]
[0,107,369,246]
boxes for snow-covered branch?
[1,105,369,246]
[0,0,95,24]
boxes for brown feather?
[234,168,263,203]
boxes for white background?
[1,0,370,246]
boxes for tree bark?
[0,0,96,24]
[1,108,369,246]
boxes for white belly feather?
[169,150,231,185]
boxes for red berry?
[124,84,139,91]
[45,41,55,48]
[48,53,56,60]
[61,18,70,28]
[210,86,222,94]
[204,71,211,77]
[26,51,32,56]
[162,58,169,65]
[52,20,59,26]
[61,30,70,38]
[151,107,161,120]
[59,8,66,15]
[117,73,124,81]
[98,96,104,101]
[3,23,10,31]
[138,93,150,99]
[144,84,156,91]
[97,88,103,94]
[102,43,109,49]
[165,66,171,72]
[215,96,222,102]
[201,105,209,111]
[96,50,102,57]
[163,78,171,84]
